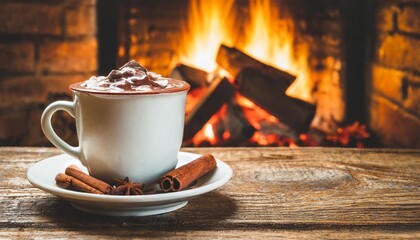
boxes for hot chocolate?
[42,60,189,184]
[71,60,189,94]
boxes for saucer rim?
[27,151,233,204]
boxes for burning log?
[170,63,209,89]
[236,68,315,133]
[216,44,296,92]
[184,77,235,141]
[215,101,256,146]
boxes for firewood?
[170,63,209,89]
[236,68,315,133]
[183,77,235,141]
[215,101,256,146]
[216,44,296,92]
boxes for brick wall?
[370,0,420,148]
[0,0,97,146]
[119,0,188,76]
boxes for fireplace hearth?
[114,0,367,147]
[0,0,419,148]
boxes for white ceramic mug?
[41,80,190,184]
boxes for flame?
[181,0,314,146]
[191,106,226,146]
[192,121,217,146]
[203,123,216,142]
[180,0,312,102]
[179,0,235,72]
[244,0,287,64]
[242,0,311,102]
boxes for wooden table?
[1,147,419,239]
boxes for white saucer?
[27,152,232,216]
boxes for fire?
[236,94,278,130]
[242,0,311,102]
[237,94,295,146]
[192,108,223,146]
[181,0,313,146]
[203,123,216,144]
[179,0,235,72]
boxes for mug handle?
[41,97,83,163]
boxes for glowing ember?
[326,122,370,148]
[237,94,278,129]
[222,131,231,141]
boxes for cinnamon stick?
[55,173,71,189]
[160,154,217,192]
[55,173,103,194]
[65,167,113,194]
[67,164,82,171]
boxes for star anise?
[111,177,144,195]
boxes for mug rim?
[69,79,190,95]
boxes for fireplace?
[0,0,419,148]
[111,0,370,147]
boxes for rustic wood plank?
[1,229,419,239]
[0,147,419,239]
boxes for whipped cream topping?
[81,60,178,92]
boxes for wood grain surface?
[0,147,419,239]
